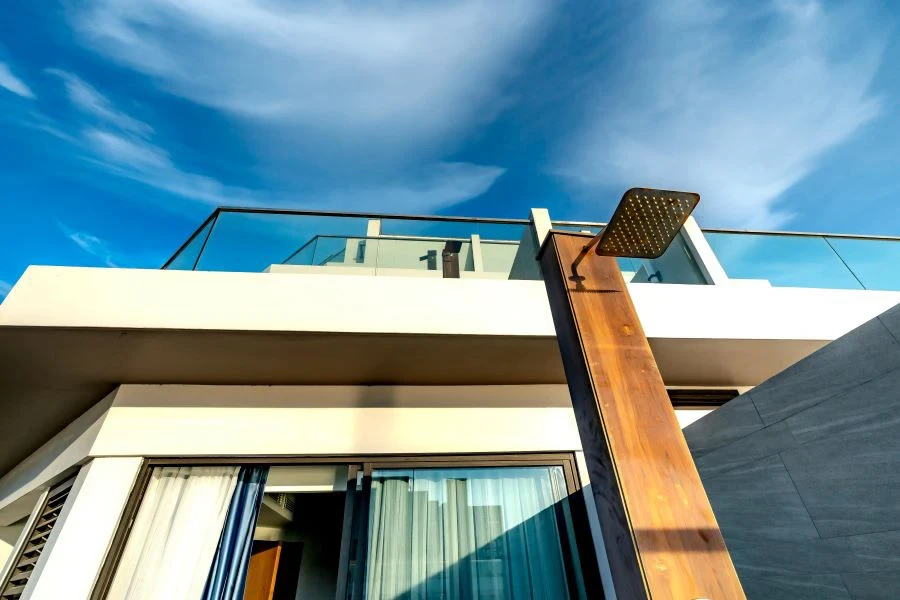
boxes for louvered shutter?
[0,477,75,600]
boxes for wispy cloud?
[308,162,506,214]
[558,0,887,228]
[68,0,549,173]
[56,220,123,267]
[44,70,273,208]
[0,61,34,98]
[39,70,508,213]
[39,32,515,215]
[46,68,152,136]
[0,280,11,301]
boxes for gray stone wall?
[684,304,900,599]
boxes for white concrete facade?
[0,383,718,597]
[0,384,611,596]
[6,265,898,341]
[21,458,142,600]
[2,207,899,599]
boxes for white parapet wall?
[3,265,898,341]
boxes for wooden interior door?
[244,541,282,600]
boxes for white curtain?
[365,467,579,599]
[106,466,239,600]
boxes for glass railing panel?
[312,235,356,267]
[284,236,317,266]
[705,232,864,289]
[380,218,480,241]
[291,236,481,274]
[616,257,639,277]
[376,237,470,272]
[380,218,526,243]
[551,224,634,276]
[549,223,706,284]
[375,218,525,277]
[196,212,369,272]
[824,237,900,291]
[472,222,528,243]
[628,233,706,285]
[163,216,215,270]
[480,240,520,274]
[551,224,603,235]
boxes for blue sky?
[0,0,898,297]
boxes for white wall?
[4,266,898,344]
[91,384,583,458]
[23,458,142,600]
[0,519,27,578]
[0,383,720,515]
[0,391,114,520]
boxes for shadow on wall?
[684,303,900,600]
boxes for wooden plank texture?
[540,231,744,599]
[244,541,282,600]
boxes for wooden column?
[539,231,744,599]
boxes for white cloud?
[43,67,508,214]
[68,0,549,170]
[46,69,152,136]
[77,125,505,212]
[0,280,11,300]
[0,62,34,98]
[42,70,259,208]
[559,0,887,228]
[308,162,506,214]
[81,127,278,207]
[57,220,121,266]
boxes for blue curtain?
[202,466,269,600]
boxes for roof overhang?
[1,266,897,477]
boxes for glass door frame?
[92,453,603,599]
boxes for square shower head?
[595,188,700,259]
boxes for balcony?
[162,207,900,292]
[161,208,709,286]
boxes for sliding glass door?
[96,456,598,599]
[362,466,586,599]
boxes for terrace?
[162,207,900,291]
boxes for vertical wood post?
[539,231,745,599]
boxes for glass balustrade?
[164,210,530,278]
[162,209,900,291]
[550,222,707,285]
[704,231,900,291]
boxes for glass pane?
[380,220,525,244]
[195,212,369,272]
[164,216,215,270]
[376,238,468,272]
[473,222,527,244]
[284,236,318,266]
[313,236,355,267]
[824,237,900,291]
[705,232,864,289]
[364,466,585,599]
[616,257,639,277]
[627,234,706,285]
[551,224,603,235]
[548,225,705,284]
[381,218,479,241]
[480,241,520,274]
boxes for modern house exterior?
[0,206,898,599]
